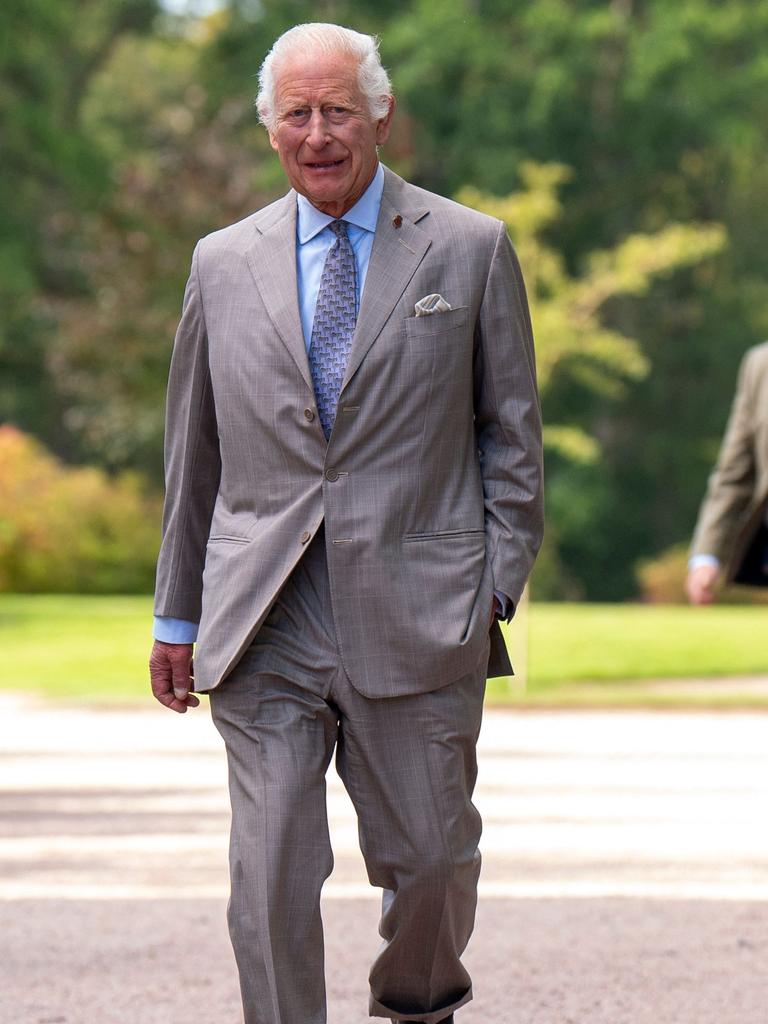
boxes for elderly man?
[687,342,768,604]
[149,22,542,1024]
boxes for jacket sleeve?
[473,220,544,609]
[690,348,758,563]
[153,242,221,622]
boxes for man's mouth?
[304,158,346,170]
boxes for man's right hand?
[149,641,200,713]
[685,563,720,605]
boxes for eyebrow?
[276,91,359,111]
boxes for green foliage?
[49,26,281,475]
[0,0,160,458]
[0,426,161,592]
[3,0,768,600]
[460,166,725,471]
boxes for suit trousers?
[208,523,490,1024]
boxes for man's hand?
[685,563,719,605]
[149,640,200,713]
[489,594,502,628]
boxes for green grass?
[511,602,766,683]
[488,601,768,706]
[0,594,153,701]
[1,595,766,705]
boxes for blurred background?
[2,0,767,702]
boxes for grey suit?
[154,166,543,697]
[153,165,543,1023]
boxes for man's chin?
[301,184,358,215]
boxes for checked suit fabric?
[308,219,357,439]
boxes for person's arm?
[150,241,221,711]
[474,221,544,609]
[687,349,758,603]
[685,555,720,605]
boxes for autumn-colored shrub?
[0,425,161,592]
[637,543,768,605]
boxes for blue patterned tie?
[309,220,357,440]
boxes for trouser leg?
[332,652,488,1024]
[208,521,489,1024]
[209,672,338,1024]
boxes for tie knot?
[329,220,349,240]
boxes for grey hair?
[256,23,393,133]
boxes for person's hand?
[685,563,719,605]
[149,640,200,713]
[488,594,502,628]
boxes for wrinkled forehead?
[273,50,364,109]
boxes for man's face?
[269,50,394,218]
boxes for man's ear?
[375,96,396,146]
[268,130,279,152]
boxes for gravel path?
[2,692,767,1023]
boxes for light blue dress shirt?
[153,163,508,643]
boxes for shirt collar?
[296,162,384,244]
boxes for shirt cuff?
[493,590,513,621]
[688,554,720,571]
[153,616,199,644]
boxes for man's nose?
[305,110,331,149]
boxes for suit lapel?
[244,192,313,391]
[243,171,432,395]
[341,168,432,391]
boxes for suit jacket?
[153,166,544,696]
[690,341,768,584]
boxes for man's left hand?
[489,594,502,628]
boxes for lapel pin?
[392,214,403,228]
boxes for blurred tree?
[0,0,160,456]
[50,27,275,475]
[462,164,725,460]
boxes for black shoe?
[399,1017,454,1024]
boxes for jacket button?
[325,468,339,482]
[300,530,311,544]
[304,408,315,421]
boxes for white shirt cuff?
[688,554,720,571]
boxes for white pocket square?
[414,293,452,317]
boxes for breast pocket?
[404,305,469,341]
